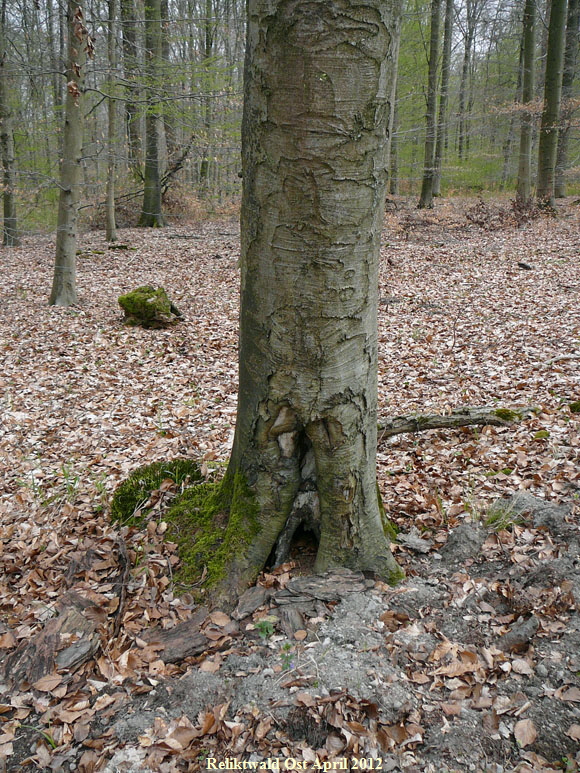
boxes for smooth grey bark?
[555,0,580,196]
[433,0,453,198]
[389,97,399,195]
[0,0,18,246]
[517,0,536,202]
[458,0,477,160]
[221,0,403,597]
[106,0,118,242]
[419,0,442,208]
[139,0,164,227]
[536,0,568,206]
[120,0,142,179]
[49,0,89,306]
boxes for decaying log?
[1,591,102,689]
[378,405,535,441]
[141,606,210,663]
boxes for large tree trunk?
[216,0,403,600]
[418,0,442,209]
[517,0,536,203]
[139,0,164,227]
[555,0,580,197]
[536,0,568,206]
[0,0,18,247]
[49,1,89,306]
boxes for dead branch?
[378,405,535,443]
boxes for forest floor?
[0,195,579,772]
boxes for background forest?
[1,0,579,242]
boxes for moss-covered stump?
[111,460,261,603]
[118,285,182,328]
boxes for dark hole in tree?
[266,523,319,574]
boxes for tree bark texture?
[49,0,89,306]
[106,0,118,242]
[418,0,441,209]
[139,0,164,227]
[517,0,536,203]
[120,0,142,179]
[536,0,568,206]
[433,0,453,197]
[555,0,579,197]
[0,0,18,246]
[222,0,403,596]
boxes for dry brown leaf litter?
[0,198,579,772]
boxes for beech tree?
[198,0,403,601]
[536,0,568,206]
[517,0,536,203]
[418,0,442,208]
[139,0,164,227]
[49,1,92,307]
[0,0,18,246]
[555,0,580,197]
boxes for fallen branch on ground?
[378,405,535,442]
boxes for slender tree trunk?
[120,0,142,179]
[199,0,215,194]
[501,40,524,191]
[536,0,568,206]
[390,97,399,195]
[139,0,164,227]
[216,0,403,600]
[106,0,118,242]
[433,0,453,197]
[458,0,477,161]
[0,0,18,246]
[555,0,580,197]
[49,0,90,306]
[419,0,442,208]
[517,0,537,202]
[46,0,63,110]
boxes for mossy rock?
[111,458,202,526]
[118,285,182,328]
[570,401,580,414]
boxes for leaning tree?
[206,0,403,600]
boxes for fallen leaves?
[0,203,579,770]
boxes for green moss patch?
[166,471,261,591]
[377,482,398,541]
[570,401,580,414]
[111,462,261,594]
[111,458,202,526]
[118,285,182,328]
[493,408,521,422]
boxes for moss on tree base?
[111,460,261,598]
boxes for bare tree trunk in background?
[517,0,536,202]
[536,0,568,206]
[0,0,18,246]
[419,0,442,208]
[213,0,404,603]
[199,0,215,194]
[433,0,453,197]
[120,0,142,179]
[390,97,399,195]
[106,0,118,242]
[49,1,90,306]
[555,0,579,197]
[139,0,164,227]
